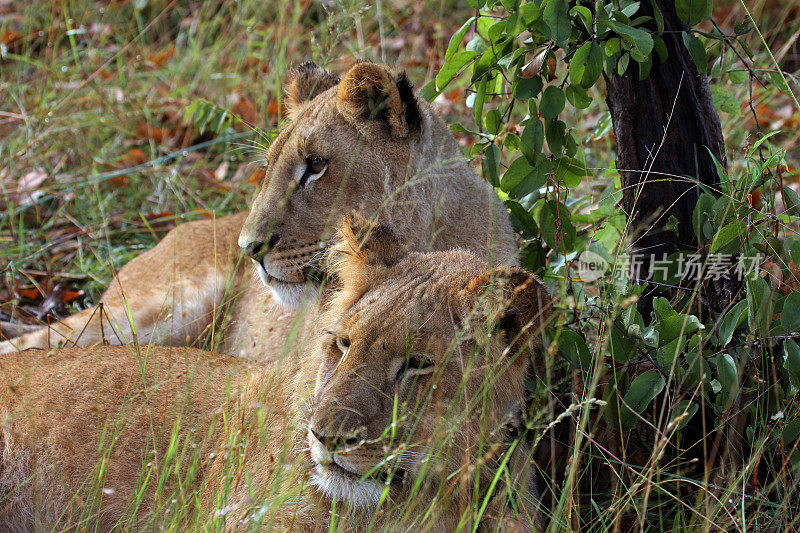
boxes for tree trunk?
[605,0,727,314]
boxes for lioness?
[0,216,551,531]
[0,61,518,358]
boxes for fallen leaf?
[61,290,83,303]
[247,168,266,187]
[135,122,172,144]
[266,100,280,120]
[17,287,41,300]
[232,94,256,127]
[9,168,48,204]
[117,148,147,167]
[1,28,22,46]
[244,56,270,74]
[147,47,174,68]
[214,161,229,181]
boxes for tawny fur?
[0,219,550,531]
[0,62,518,358]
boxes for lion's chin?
[252,262,320,311]
[310,462,386,510]
[269,279,318,311]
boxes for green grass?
[2,0,800,531]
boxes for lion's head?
[301,214,551,527]
[237,61,518,310]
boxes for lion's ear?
[336,62,422,139]
[329,213,406,288]
[284,62,340,120]
[464,267,552,354]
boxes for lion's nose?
[241,233,280,260]
[311,427,365,452]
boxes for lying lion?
[0,61,518,359]
[0,216,551,531]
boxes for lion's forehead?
[266,93,344,164]
[340,279,458,348]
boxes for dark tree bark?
[605,0,728,314]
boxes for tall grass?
[1,0,799,531]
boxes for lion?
[0,61,518,358]
[0,216,551,531]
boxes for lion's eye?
[397,354,435,382]
[336,336,351,354]
[307,155,326,173]
[298,155,328,187]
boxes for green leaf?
[683,351,710,389]
[747,277,773,336]
[784,185,800,216]
[436,50,477,91]
[502,156,545,194]
[605,38,622,57]
[570,5,593,32]
[653,35,668,62]
[540,85,565,119]
[445,17,476,60]
[638,55,652,80]
[782,291,800,331]
[784,340,800,388]
[617,52,630,76]
[608,20,653,56]
[652,1,664,32]
[693,193,716,240]
[610,317,636,363]
[653,297,676,320]
[510,161,548,198]
[710,220,744,254]
[682,32,707,74]
[727,69,748,84]
[554,156,585,187]
[519,1,544,26]
[670,400,698,431]
[473,75,488,128]
[769,70,792,96]
[715,352,739,402]
[505,200,539,238]
[620,371,665,428]
[543,0,571,48]
[556,329,593,370]
[545,119,566,154]
[476,13,494,39]
[565,84,592,109]
[466,34,488,55]
[569,42,603,88]
[512,75,543,101]
[484,109,502,134]
[657,337,683,368]
[519,240,546,272]
[539,200,576,252]
[487,19,507,43]
[711,86,742,115]
[483,143,500,187]
[718,299,748,346]
[656,314,702,345]
[419,80,441,102]
[676,0,712,26]
[472,38,513,81]
[620,2,642,17]
[520,120,545,164]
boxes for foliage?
[431,0,800,528]
[2,0,800,530]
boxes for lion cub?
[0,216,551,531]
